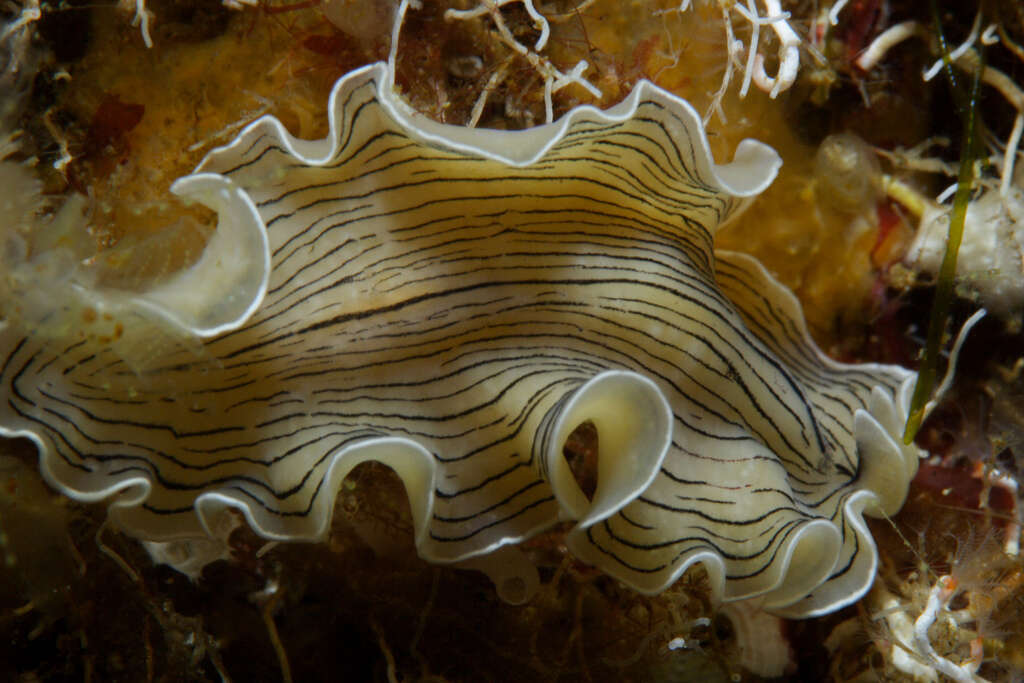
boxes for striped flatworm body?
[0,62,920,617]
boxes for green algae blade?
[903,13,984,444]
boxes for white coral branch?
[874,579,989,683]
[442,0,601,124]
[117,0,155,48]
[680,0,804,118]
[855,21,925,72]
[748,0,800,98]
[912,576,987,682]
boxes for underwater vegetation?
[2,0,1024,681]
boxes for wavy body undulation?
[0,63,920,617]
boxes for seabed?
[2,1,1024,680]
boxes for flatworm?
[0,61,921,617]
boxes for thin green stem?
[903,19,984,443]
